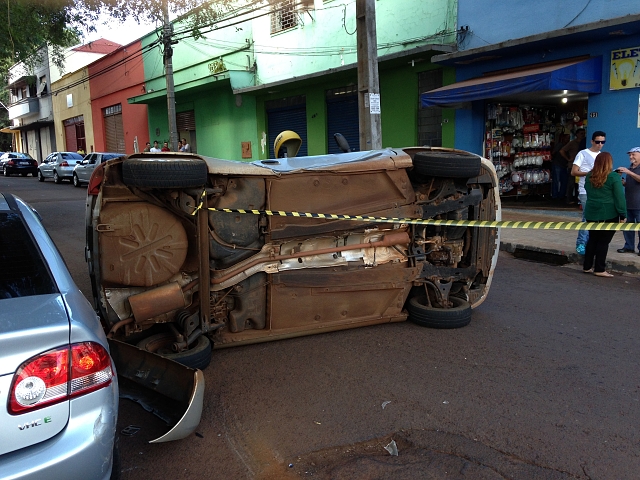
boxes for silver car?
[73,153,123,187]
[0,193,119,480]
[37,152,84,184]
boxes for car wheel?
[38,170,44,182]
[122,158,208,188]
[73,173,81,187]
[53,171,62,184]
[412,151,481,178]
[406,294,472,329]
[3,167,9,177]
[20,172,27,177]
[137,332,212,369]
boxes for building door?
[63,116,85,152]
[104,104,125,153]
[326,86,359,153]
[266,96,307,158]
[418,70,443,147]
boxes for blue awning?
[421,57,602,107]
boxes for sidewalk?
[499,207,640,275]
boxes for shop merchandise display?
[486,104,586,197]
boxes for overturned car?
[85,146,500,438]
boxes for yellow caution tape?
[193,203,640,231]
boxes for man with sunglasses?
[571,130,606,255]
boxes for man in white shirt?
[149,141,161,153]
[571,130,606,255]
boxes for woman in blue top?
[583,152,627,277]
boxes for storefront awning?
[421,57,602,108]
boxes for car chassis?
[86,146,500,439]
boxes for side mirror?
[334,133,351,153]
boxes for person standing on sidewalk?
[616,146,640,254]
[560,128,586,204]
[551,133,570,200]
[583,152,626,277]
[571,130,606,255]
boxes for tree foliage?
[1,0,234,81]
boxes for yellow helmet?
[274,130,302,158]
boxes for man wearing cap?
[571,130,606,255]
[616,147,640,254]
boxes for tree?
[0,0,234,82]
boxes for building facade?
[50,39,121,154]
[420,0,640,197]
[128,0,459,160]
[6,48,56,162]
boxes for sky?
[82,14,159,47]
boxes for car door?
[39,154,55,177]
[76,154,95,183]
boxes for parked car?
[86,147,500,370]
[73,153,123,187]
[0,193,119,479]
[37,152,84,184]
[0,152,38,177]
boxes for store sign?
[610,47,640,90]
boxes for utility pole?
[163,0,179,151]
[356,0,381,150]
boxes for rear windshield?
[61,153,83,160]
[0,213,57,299]
[6,153,33,159]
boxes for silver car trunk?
[0,295,71,456]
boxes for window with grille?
[271,0,298,34]
[418,70,443,147]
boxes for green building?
[129,0,458,160]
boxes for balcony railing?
[8,98,39,120]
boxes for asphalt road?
[3,175,640,479]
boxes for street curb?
[499,241,640,275]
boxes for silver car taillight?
[8,342,113,415]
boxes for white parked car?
[38,152,84,184]
[73,153,123,187]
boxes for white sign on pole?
[369,93,381,114]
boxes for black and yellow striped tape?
[192,203,640,232]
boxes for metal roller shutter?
[326,86,359,153]
[177,111,196,131]
[266,96,307,158]
[104,105,125,153]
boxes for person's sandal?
[594,271,614,277]
[583,268,594,273]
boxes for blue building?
[421,3,640,198]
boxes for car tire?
[73,173,81,187]
[407,294,472,329]
[20,172,27,177]
[3,167,8,177]
[137,332,212,369]
[123,158,209,188]
[38,170,44,182]
[412,151,481,178]
[53,171,62,184]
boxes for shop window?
[271,0,298,34]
